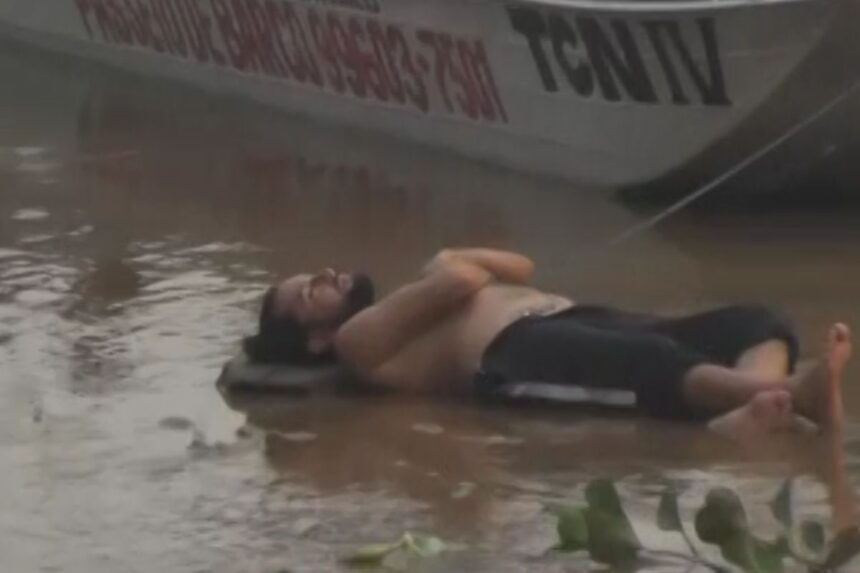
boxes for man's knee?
[721,304,799,370]
[735,339,791,377]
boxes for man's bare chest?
[376,285,573,392]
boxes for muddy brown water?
[2,42,860,573]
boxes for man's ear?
[307,328,335,355]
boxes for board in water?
[217,351,639,408]
[216,351,353,396]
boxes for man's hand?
[424,248,534,285]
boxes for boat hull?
[0,0,847,189]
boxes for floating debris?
[411,423,444,435]
[158,416,194,431]
[12,208,49,221]
[451,482,476,499]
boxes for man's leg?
[683,324,852,430]
[480,309,850,431]
[734,340,790,379]
[654,304,798,376]
[478,312,714,418]
[565,305,794,381]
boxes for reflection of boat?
[0,38,711,307]
[0,0,856,190]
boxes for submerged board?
[217,349,634,406]
[216,351,353,395]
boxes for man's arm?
[424,248,534,285]
[334,259,491,377]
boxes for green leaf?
[751,538,786,573]
[719,535,752,570]
[585,507,640,566]
[719,535,785,573]
[657,488,683,532]
[344,542,402,566]
[695,488,749,545]
[408,534,447,558]
[585,479,626,516]
[694,488,788,572]
[769,479,793,529]
[799,520,826,555]
[546,503,589,552]
[581,480,641,567]
[344,533,454,567]
[773,535,789,555]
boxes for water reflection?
[224,390,860,569]
[1,38,860,573]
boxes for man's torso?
[369,284,573,393]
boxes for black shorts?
[474,304,799,420]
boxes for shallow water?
[2,41,860,573]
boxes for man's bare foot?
[791,323,852,430]
[709,390,803,440]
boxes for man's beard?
[340,273,375,320]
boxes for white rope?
[607,78,860,247]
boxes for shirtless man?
[243,248,852,436]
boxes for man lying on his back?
[243,248,852,438]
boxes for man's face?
[273,269,374,328]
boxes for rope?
[606,78,860,247]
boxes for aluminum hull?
[0,0,853,189]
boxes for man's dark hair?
[243,287,334,365]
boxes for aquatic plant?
[546,478,860,573]
[344,532,454,568]
[344,478,860,572]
